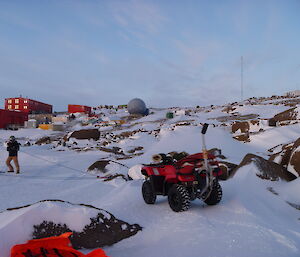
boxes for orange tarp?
[11,232,109,257]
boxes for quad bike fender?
[142,165,177,180]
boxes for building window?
[24,100,28,103]
[8,105,12,109]
[24,106,28,109]
[15,99,19,104]
[8,99,12,103]
[15,105,19,109]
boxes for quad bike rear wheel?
[204,180,222,205]
[168,184,191,212]
[142,180,156,204]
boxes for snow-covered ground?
[0,97,299,257]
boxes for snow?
[128,165,144,180]
[0,201,101,257]
[0,98,300,257]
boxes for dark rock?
[30,200,142,249]
[289,138,300,176]
[269,143,294,167]
[231,154,296,181]
[218,161,238,180]
[127,146,144,154]
[35,136,51,145]
[273,107,298,122]
[99,146,124,155]
[233,133,250,142]
[269,138,300,177]
[232,121,250,133]
[69,129,100,141]
[88,160,110,173]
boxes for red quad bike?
[141,123,223,212]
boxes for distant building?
[5,97,52,114]
[68,104,92,115]
[285,90,300,97]
[0,109,28,129]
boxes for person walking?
[6,136,21,174]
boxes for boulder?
[87,160,110,173]
[35,136,51,145]
[273,107,299,122]
[269,143,294,167]
[127,146,144,154]
[218,161,238,180]
[99,146,124,155]
[268,118,277,127]
[232,121,250,133]
[233,133,250,142]
[269,138,300,177]
[231,154,296,181]
[287,138,300,176]
[1,200,141,255]
[69,129,100,140]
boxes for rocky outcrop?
[269,107,300,126]
[232,121,250,133]
[88,160,110,173]
[231,154,296,181]
[273,107,298,122]
[35,136,52,145]
[218,161,238,180]
[269,138,300,177]
[69,129,100,140]
[9,200,142,250]
[233,133,250,142]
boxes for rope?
[15,149,129,180]
[19,149,86,174]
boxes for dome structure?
[127,98,148,115]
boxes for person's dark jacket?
[7,141,20,157]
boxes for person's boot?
[7,170,14,173]
[16,171,20,174]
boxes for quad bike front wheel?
[142,180,157,204]
[204,180,222,205]
[168,184,191,212]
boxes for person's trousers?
[6,156,20,172]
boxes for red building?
[68,104,92,115]
[0,109,28,129]
[5,97,52,114]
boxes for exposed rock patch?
[232,121,250,133]
[231,154,296,181]
[127,146,144,154]
[233,133,250,142]
[269,138,300,177]
[218,161,238,180]
[69,129,100,141]
[88,160,110,173]
[273,107,298,122]
[35,136,52,145]
[31,201,141,249]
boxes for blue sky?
[0,0,299,111]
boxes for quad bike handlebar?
[201,123,209,134]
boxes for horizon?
[1,0,299,111]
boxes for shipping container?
[0,109,28,129]
[68,104,92,115]
[5,97,52,114]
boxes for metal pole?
[241,56,243,101]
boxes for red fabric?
[10,233,109,257]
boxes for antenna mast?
[241,56,243,101]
